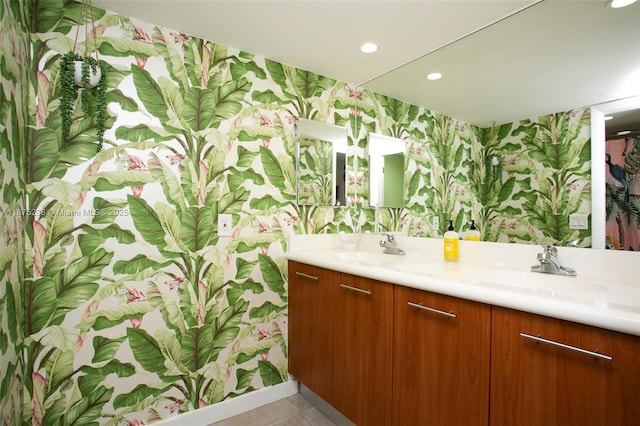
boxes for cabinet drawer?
[393,286,491,426]
[491,307,640,426]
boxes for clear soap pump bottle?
[465,220,481,241]
[443,220,459,261]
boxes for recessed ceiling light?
[426,72,442,81]
[617,130,632,135]
[609,0,638,8]
[605,115,614,120]
[360,43,378,53]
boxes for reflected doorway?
[604,109,640,250]
[591,96,640,250]
[591,96,640,249]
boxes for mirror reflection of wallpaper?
[356,90,592,245]
[298,137,334,205]
[605,138,640,250]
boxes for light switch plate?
[432,217,439,229]
[218,214,233,236]
[569,213,588,230]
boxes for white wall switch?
[218,214,233,236]
[432,217,439,229]
[569,213,588,230]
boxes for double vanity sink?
[286,234,640,336]
[287,234,640,425]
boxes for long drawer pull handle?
[340,284,372,295]
[519,333,613,361]
[295,272,318,280]
[408,301,457,318]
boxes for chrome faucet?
[531,243,576,276]
[566,239,579,247]
[379,233,406,255]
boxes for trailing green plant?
[59,51,107,152]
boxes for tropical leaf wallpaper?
[0,0,593,424]
[0,0,30,421]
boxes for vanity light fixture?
[360,42,378,53]
[426,72,442,81]
[609,0,638,8]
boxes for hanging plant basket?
[58,0,107,153]
[59,52,107,152]
[73,59,102,88]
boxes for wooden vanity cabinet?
[288,260,640,426]
[332,272,394,426]
[392,286,491,426]
[287,261,336,404]
[490,307,640,426]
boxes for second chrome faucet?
[531,243,576,276]
[379,233,406,255]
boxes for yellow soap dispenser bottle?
[443,220,459,261]
[465,220,481,241]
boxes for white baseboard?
[152,379,299,425]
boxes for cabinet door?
[288,261,336,404]
[333,273,393,426]
[392,286,491,426]
[491,307,640,426]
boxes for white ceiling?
[91,0,640,131]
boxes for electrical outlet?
[569,213,588,230]
[218,214,233,236]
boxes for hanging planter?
[58,0,107,153]
[73,59,102,88]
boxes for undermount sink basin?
[334,251,400,265]
[601,302,640,314]
[460,267,608,296]
[334,252,442,271]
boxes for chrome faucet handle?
[381,233,395,243]
[379,233,405,255]
[532,243,576,276]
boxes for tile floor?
[210,394,337,426]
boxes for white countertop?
[285,234,640,337]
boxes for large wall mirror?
[361,0,640,249]
[296,119,348,207]
[368,133,406,208]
